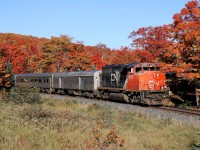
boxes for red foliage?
[0,33,43,73]
[111,47,137,64]
[84,44,111,70]
[129,25,173,63]
[171,0,200,78]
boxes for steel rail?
[153,106,200,116]
[42,93,200,117]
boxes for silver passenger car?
[15,73,53,92]
[53,70,101,96]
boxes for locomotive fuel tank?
[109,93,129,102]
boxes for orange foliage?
[65,44,92,71]
[111,47,137,64]
[129,25,173,63]
[171,0,200,78]
[38,35,72,72]
[85,44,111,70]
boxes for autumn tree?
[95,43,114,65]
[171,0,200,78]
[0,59,13,90]
[65,43,93,71]
[168,0,200,103]
[39,35,72,72]
[129,24,173,63]
[130,49,154,63]
[111,47,137,64]
[85,43,112,70]
[0,33,43,74]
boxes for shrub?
[0,88,7,100]
[21,105,51,120]
[191,132,200,150]
[87,104,114,127]
[85,122,125,149]
[3,84,42,104]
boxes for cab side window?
[136,67,142,72]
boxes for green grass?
[0,97,199,150]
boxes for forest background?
[0,1,199,103]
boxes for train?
[14,62,170,105]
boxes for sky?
[0,0,190,49]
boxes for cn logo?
[111,71,120,87]
[148,80,160,89]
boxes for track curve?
[154,106,200,117]
[40,93,200,127]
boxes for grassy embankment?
[0,87,199,149]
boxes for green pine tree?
[6,60,15,87]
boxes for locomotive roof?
[126,62,139,69]
[103,62,158,69]
[103,62,139,69]
[15,70,101,78]
[54,70,101,77]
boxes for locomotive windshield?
[135,66,160,72]
[150,67,155,71]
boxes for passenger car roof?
[15,73,53,77]
[54,70,100,77]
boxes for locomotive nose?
[148,72,166,90]
[139,71,165,91]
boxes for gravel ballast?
[41,94,200,128]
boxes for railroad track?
[43,94,200,117]
[153,106,200,117]
[41,94,200,127]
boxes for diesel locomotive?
[15,62,170,105]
